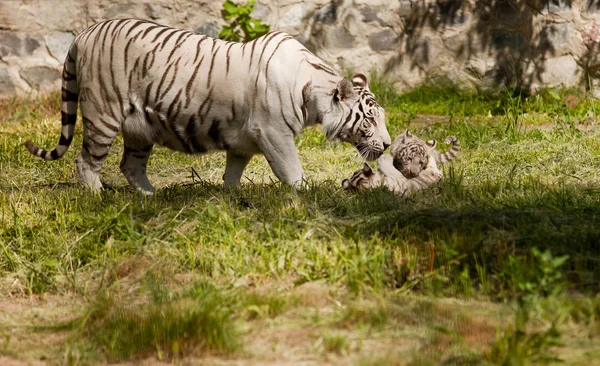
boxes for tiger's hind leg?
[223,151,253,189]
[75,115,120,191]
[120,110,155,195]
[120,137,154,195]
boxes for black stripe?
[82,142,108,161]
[208,119,228,149]
[123,27,146,73]
[248,39,258,69]
[225,43,234,76]
[110,19,130,37]
[155,62,174,101]
[50,149,59,159]
[97,117,120,134]
[194,37,209,63]
[151,27,170,43]
[264,36,292,89]
[289,91,301,124]
[159,58,181,100]
[62,87,78,102]
[125,20,147,38]
[198,87,213,116]
[160,29,179,50]
[141,25,160,40]
[306,60,338,76]
[61,111,77,126]
[147,43,160,71]
[278,91,295,135]
[144,82,154,105]
[165,32,190,65]
[207,45,221,87]
[109,33,124,118]
[185,56,204,108]
[63,69,76,81]
[185,115,207,153]
[167,89,183,119]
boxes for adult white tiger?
[24,19,391,194]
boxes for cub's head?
[390,129,436,179]
[326,74,391,161]
[342,163,383,191]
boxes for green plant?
[486,304,562,365]
[487,248,569,365]
[501,248,570,300]
[218,0,270,42]
[322,332,348,354]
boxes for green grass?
[1,84,600,364]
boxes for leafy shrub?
[218,0,269,42]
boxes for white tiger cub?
[341,154,443,195]
[24,19,391,194]
[342,133,460,195]
[390,129,460,179]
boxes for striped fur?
[389,129,460,179]
[341,155,443,196]
[24,19,391,193]
[342,132,460,195]
[431,135,461,164]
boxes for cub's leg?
[75,114,120,191]
[120,110,155,195]
[223,151,253,189]
[257,130,305,187]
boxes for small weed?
[322,332,348,354]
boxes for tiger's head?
[390,129,437,179]
[323,74,391,161]
[341,162,383,191]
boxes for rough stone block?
[542,22,576,53]
[315,2,337,24]
[251,3,271,21]
[0,68,16,94]
[542,0,573,14]
[281,3,314,28]
[326,26,355,49]
[368,29,398,51]
[20,66,61,87]
[196,22,220,38]
[44,32,75,61]
[104,3,137,19]
[494,1,523,26]
[0,31,40,57]
[492,31,526,50]
[540,55,580,86]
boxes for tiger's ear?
[401,129,412,142]
[351,73,368,89]
[362,162,374,176]
[426,139,437,149]
[335,78,356,102]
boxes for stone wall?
[1,0,599,97]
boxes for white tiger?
[24,19,391,194]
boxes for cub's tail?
[24,43,79,160]
[434,136,460,164]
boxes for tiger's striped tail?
[24,44,79,161]
[434,136,460,165]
